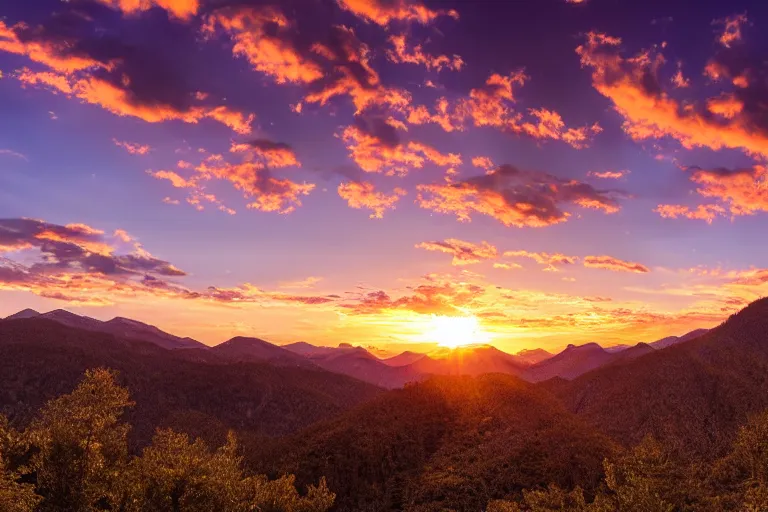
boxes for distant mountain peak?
[43,309,83,318]
[563,342,605,353]
[222,336,272,346]
[4,308,40,320]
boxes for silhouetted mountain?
[555,298,768,457]
[608,342,655,364]
[39,309,105,331]
[414,345,527,376]
[514,347,553,365]
[649,327,710,349]
[262,374,616,512]
[5,308,207,351]
[282,341,337,357]
[0,317,381,447]
[309,345,422,388]
[381,350,426,366]
[101,316,206,350]
[211,336,312,367]
[4,308,40,320]
[604,344,631,353]
[524,342,614,382]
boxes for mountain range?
[0,308,709,388]
[3,300,768,511]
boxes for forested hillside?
[0,318,381,446]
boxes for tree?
[487,499,521,512]
[730,411,768,511]
[126,428,335,512]
[125,429,250,512]
[600,436,678,512]
[250,474,335,512]
[25,368,134,511]
[0,415,41,512]
[486,485,595,512]
[522,485,591,512]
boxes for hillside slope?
[555,298,768,457]
[0,318,382,446]
[263,374,616,512]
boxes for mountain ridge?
[2,307,711,386]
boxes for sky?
[1,0,768,354]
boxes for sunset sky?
[2,0,768,353]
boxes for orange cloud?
[0,219,341,309]
[195,155,314,214]
[0,219,185,278]
[17,71,254,133]
[715,13,748,48]
[458,72,526,128]
[584,255,650,273]
[588,170,630,179]
[503,250,578,271]
[417,165,624,227]
[386,34,463,72]
[204,7,323,84]
[416,239,499,266]
[148,170,196,189]
[471,156,495,171]
[113,139,151,155]
[656,166,768,223]
[516,108,602,149]
[149,161,238,214]
[113,229,133,243]
[671,62,690,88]
[407,98,456,132]
[335,0,458,26]
[337,181,406,218]
[231,139,301,168]
[0,21,103,73]
[343,274,483,317]
[3,18,254,134]
[493,262,522,270]
[406,72,601,148]
[706,94,744,119]
[341,117,460,175]
[305,25,411,113]
[655,203,726,224]
[576,31,768,159]
[690,166,768,215]
[17,68,73,94]
[93,0,199,20]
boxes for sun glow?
[427,315,492,348]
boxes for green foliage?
[487,499,522,512]
[723,411,768,511]
[600,436,677,512]
[6,360,768,512]
[26,368,134,511]
[250,474,335,512]
[125,429,249,511]
[1,367,333,512]
[521,485,591,511]
[272,374,615,512]
[125,428,335,512]
[0,416,41,512]
[487,437,693,512]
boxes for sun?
[426,315,492,349]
